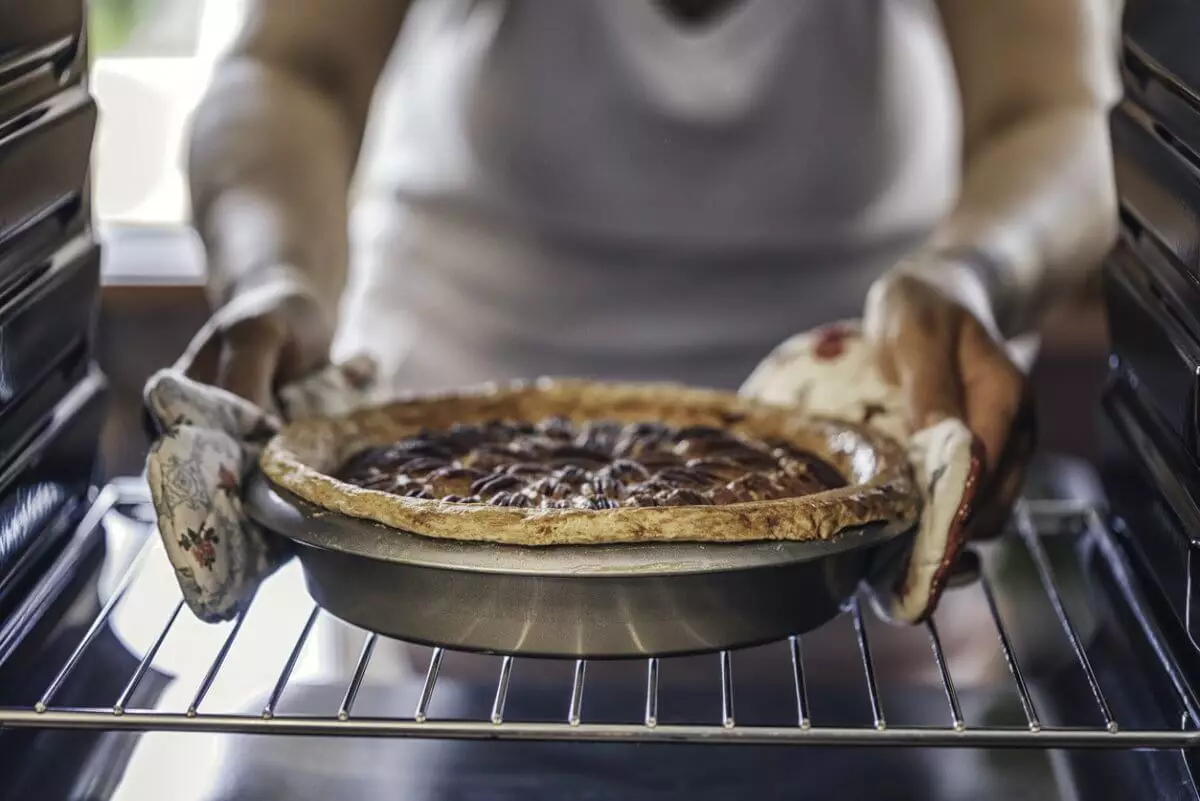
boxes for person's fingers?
[216,315,288,407]
[958,321,1026,477]
[217,341,281,408]
[896,338,964,431]
[963,376,1036,540]
[865,275,965,429]
[883,307,964,431]
[185,331,223,384]
[275,334,330,387]
[965,450,1029,540]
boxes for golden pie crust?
[260,379,920,546]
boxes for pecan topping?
[653,468,708,487]
[552,465,590,484]
[576,421,622,452]
[708,486,740,506]
[603,460,651,482]
[537,416,574,438]
[390,441,456,460]
[335,416,846,509]
[726,474,784,501]
[391,456,450,476]
[426,466,486,496]
[505,462,545,476]
[684,458,743,481]
[471,473,525,496]
[674,425,730,440]
[549,445,611,465]
[587,477,622,499]
[661,488,711,506]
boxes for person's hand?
[216,309,323,408]
[186,293,332,410]
[145,290,375,622]
[863,270,1036,541]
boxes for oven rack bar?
[2,493,1198,749]
[4,708,1200,748]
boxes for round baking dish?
[246,474,915,658]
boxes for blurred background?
[90,0,1111,479]
[91,0,237,230]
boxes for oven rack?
[1,486,1198,749]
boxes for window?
[91,0,245,228]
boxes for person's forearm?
[922,0,1124,337]
[188,0,408,338]
[189,58,356,331]
[928,104,1117,335]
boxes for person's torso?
[340,0,962,391]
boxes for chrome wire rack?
[2,486,1199,750]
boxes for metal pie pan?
[245,474,914,658]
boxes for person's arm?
[920,0,1124,336]
[187,0,409,402]
[861,0,1123,543]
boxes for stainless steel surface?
[5,492,1200,751]
[568,658,586,726]
[112,598,180,715]
[187,607,246,716]
[644,656,660,726]
[978,570,1042,730]
[415,648,444,724]
[788,635,811,728]
[337,632,377,721]
[491,655,514,724]
[926,620,965,731]
[244,474,915,657]
[34,523,151,713]
[850,598,885,730]
[1014,503,1118,731]
[264,606,320,719]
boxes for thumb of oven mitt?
[143,294,378,623]
[740,322,983,624]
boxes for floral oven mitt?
[144,309,376,622]
[740,322,982,623]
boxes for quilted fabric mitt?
[145,358,376,622]
[143,283,377,622]
[740,321,984,623]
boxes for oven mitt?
[740,322,983,624]
[143,289,377,622]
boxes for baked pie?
[261,379,919,546]
[334,417,849,509]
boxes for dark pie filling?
[335,417,847,509]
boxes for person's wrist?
[216,268,332,357]
[889,253,1004,341]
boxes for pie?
[260,379,920,546]
[333,417,851,508]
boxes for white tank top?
[338,0,961,392]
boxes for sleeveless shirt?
[335,0,960,391]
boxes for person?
[173,0,1121,685]
[187,0,1121,553]
[157,6,1127,785]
